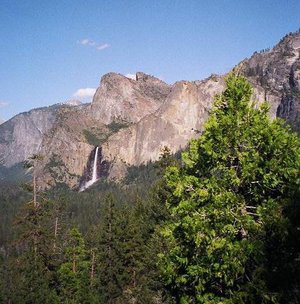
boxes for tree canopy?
[159,74,300,303]
[1,74,299,304]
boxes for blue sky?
[0,0,299,121]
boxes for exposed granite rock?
[90,72,171,124]
[0,73,171,187]
[38,72,172,187]
[236,31,300,130]
[0,106,57,167]
[100,33,300,179]
[39,104,98,188]
[1,32,300,187]
[101,75,226,177]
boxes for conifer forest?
[1,75,300,304]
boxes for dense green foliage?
[83,121,131,146]
[0,75,299,303]
[83,128,108,146]
[0,150,172,303]
[107,121,131,133]
[159,74,300,303]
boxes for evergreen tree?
[120,196,155,303]
[58,227,94,303]
[7,201,60,303]
[95,194,161,303]
[159,74,300,303]
[5,155,61,303]
[96,194,126,303]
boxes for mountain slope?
[237,31,300,130]
[0,106,57,167]
[91,72,171,124]
[0,31,299,188]
[100,32,300,178]
[101,75,225,178]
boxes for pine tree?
[6,155,60,303]
[96,194,126,303]
[159,74,300,303]
[120,196,154,303]
[58,227,94,303]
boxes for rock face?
[237,32,300,131]
[38,104,96,188]
[0,73,171,187]
[101,75,226,178]
[41,73,171,187]
[0,31,299,187]
[90,72,171,124]
[0,106,57,167]
[100,32,300,179]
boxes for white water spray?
[91,146,99,183]
[79,147,99,191]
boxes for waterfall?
[79,147,99,191]
[91,146,99,183]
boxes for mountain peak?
[278,30,300,47]
[90,72,171,124]
[235,30,300,129]
[1,31,300,188]
[136,71,165,83]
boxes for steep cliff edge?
[0,73,170,187]
[1,31,299,188]
[0,106,57,167]
[39,73,171,187]
[237,31,300,131]
[90,72,171,124]
[38,104,96,187]
[101,75,226,178]
[100,32,300,179]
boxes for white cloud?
[97,43,110,51]
[79,39,89,45]
[73,88,96,98]
[78,38,96,46]
[0,101,8,108]
[125,73,136,80]
[78,38,110,51]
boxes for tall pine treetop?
[161,74,300,303]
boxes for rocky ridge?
[101,75,226,178]
[43,72,171,187]
[90,72,171,124]
[236,32,300,129]
[0,31,299,188]
[0,106,57,167]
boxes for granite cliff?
[100,32,300,179]
[91,72,171,124]
[237,32,300,130]
[101,75,226,178]
[0,106,57,168]
[0,31,299,188]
